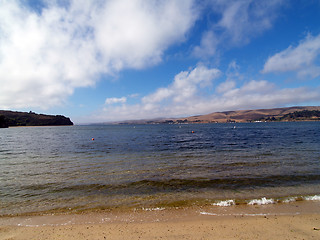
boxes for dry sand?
[1,204,320,240]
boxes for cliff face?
[0,110,73,127]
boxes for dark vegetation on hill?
[261,110,320,122]
[0,110,73,128]
[0,115,8,128]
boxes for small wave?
[206,195,320,208]
[212,200,235,207]
[247,197,275,205]
[304,195,320,201]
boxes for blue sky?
[0,0,320,124]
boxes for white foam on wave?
[304,195,320,201]
[247,197,275,205]
[212,200,235,207]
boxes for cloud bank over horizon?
[97,65,320,122]
[1,0,320,123]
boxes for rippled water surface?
[1,122,320,215]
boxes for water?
[1,122,320,215]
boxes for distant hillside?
[169,106,320,124]
[112,106,320,125]
[0,110,73,128]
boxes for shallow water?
[1,122,320,215]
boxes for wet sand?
[1,214,320,240]
[1,202,320,240]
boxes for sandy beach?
[1,203,320,240]
[1,214,320,240]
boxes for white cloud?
[262,34,320,78]
[99,65,221,121]
[216,81,236,93]
[0,0,197,109]
[216,60,240,93]
[193,31,218,58]
[94,0,197,70]
[105,97,127,105]
[198,80,320,115]
[142,65,221,105]
[216,81,320,111]
[193,0,284,58]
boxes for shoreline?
[2,193,320,218]
[2,200,320,225]
[1,202,320,239]
[8,124,73,128]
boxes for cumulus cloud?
[193,0,284,58]
[94,65,320,123]
[100,65,221,121]
[0,0,197,109]
[193,31,219,58]
[262,34,320,78]
[105,97,127,105]
[216,80,236,94]
[142,65,221,105]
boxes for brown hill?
[167,106,320,124]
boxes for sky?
[0,0,320,124]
